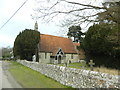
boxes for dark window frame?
[71,54,73,59]
[45,53,47,59]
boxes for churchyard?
[57,61,120,75]
[59,62,120,75]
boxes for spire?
[34,21,38,31]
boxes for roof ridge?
[40,34,69,39]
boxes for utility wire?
[0,0,28,30]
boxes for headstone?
[54,60,58,65]
[89,60,95,71]
[64,62,67,67]
[67,60,71,67]
[69,60,71,64]
[64,60,68,67]
[32,55,36,62]
[80,60,86,69]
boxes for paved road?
[0,61,22,89]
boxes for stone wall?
[17,60,120,88]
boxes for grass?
[8,61,119,88]
[67,63,89,69]
[94,66,120,75]
[58,63,120,75]
[8,61,74,88]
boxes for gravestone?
[64,60,68,67]
[89,60,95,71]
[80,60,86,69]
[32,55,36,62]
[64,60,69,67]
[64,62,67,67]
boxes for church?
[34,21,80,64]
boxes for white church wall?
[71,54,79,63]
[45,53,51,63]
[39,52,44,63]
[39,52,79,64]
[39,52,52,63]
[66,54,71,61]
[66,54,79,63]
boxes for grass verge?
[9,61,74,88]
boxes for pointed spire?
[34,21,38,31]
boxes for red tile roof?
[39,34,78,55]
[73,42,80,46]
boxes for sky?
[0,0,61,48]
[0,0,118,48]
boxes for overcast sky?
[0,0,118,48]
[0,0,61,48]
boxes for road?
[0,61,22,89]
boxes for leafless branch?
[32,0,120,27]
[63,0,106,10]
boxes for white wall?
[66,54,79,63]
[17,60,120,88]
[39,52,79,64]
[39,52,52,63]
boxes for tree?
[82,23,120,57]
[83,24,111,55]
[81,23,120,69]
[32,0,120,26]
[67,25,84,43]
[96,2,120,57]
[13,29,40,61]
[98,2,120,24]
[2,46,13,59]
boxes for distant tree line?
[2,46,13,59]
[13,29,40,61]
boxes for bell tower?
[34,21,38,31]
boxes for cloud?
[103,0,120,2]
[0,0,35,47]
[0,34,14,47]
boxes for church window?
[45,53,47,59]
[71,54,73,59]
[55,56,57,60]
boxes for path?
[0,60,22,89]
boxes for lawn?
[9,61,74,88]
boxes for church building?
[34,21,80,64]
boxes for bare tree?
[32,0,120,35]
